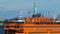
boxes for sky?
[0,0,60,19]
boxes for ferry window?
[17,26,19,28]
[14,26,16,28]
[19,26,23,28]
[5,26,9,28]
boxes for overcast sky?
[0,0,60,19]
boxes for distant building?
[56,15,60,21]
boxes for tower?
[32,2,43,17]
[33,2,38,15]
[32,2,38,17]
[19,9,23,19]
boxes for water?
[0,26,4,34]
